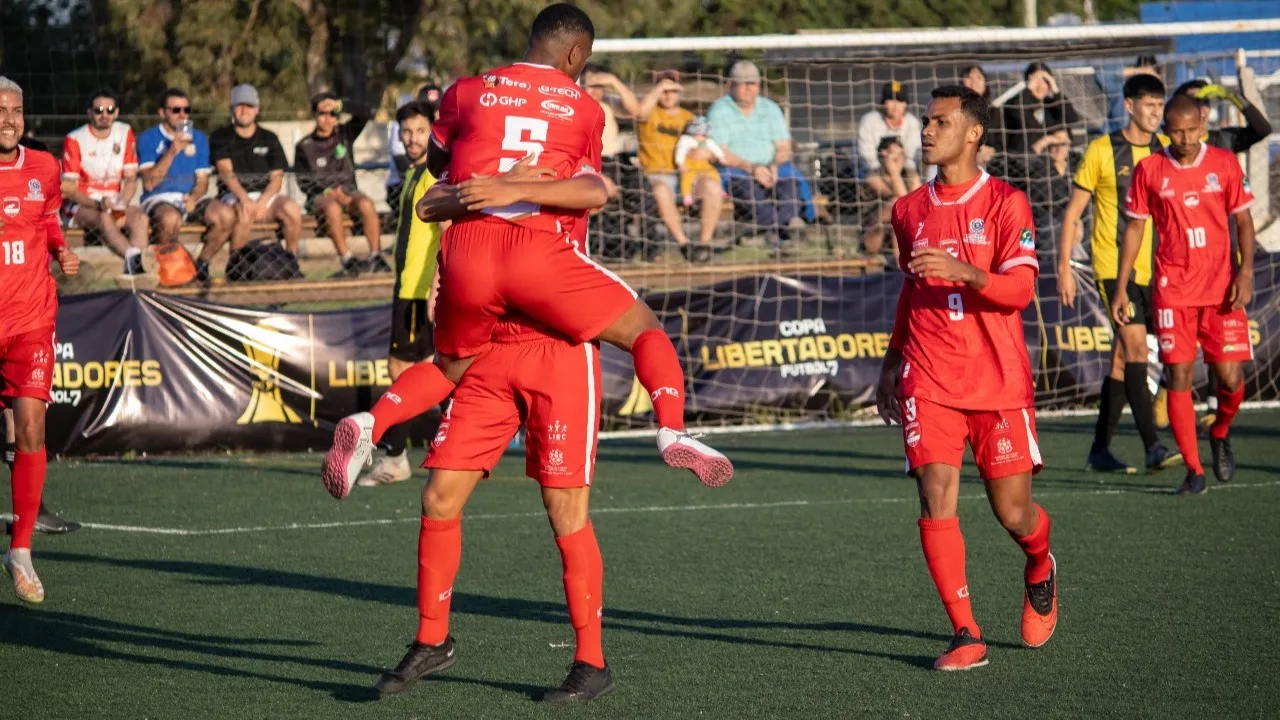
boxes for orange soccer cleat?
[1021,553,1058,648]
[934,628,988,671]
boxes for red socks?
[1167,389,1203,474]
[372,363,456,444]
[555,523,605,668]
[416,516,462,646]
[10,449,47,550]
[1012,505,1053,584]
[631,328,686,431]
[1211,384,1244,440]
[918,517,979,638]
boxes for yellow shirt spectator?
[637,106,694,174]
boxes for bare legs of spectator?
[276,197,303,257]
[316,195,352,258]
[650,180,691,248]
[198,200,236,264]
[149,204,183,246]
[862,201,894,257]
[694,176,723,246]
[72,205,149,260]
[229,196,303,256]
[352,193,382,254]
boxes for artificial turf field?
[3,411,1279,719]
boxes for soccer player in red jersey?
[876,86,1057,671]
[373,315,615,702]
[1110,94,1256,495]
[322,3,733,496]
[0,77,81,603]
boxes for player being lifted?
[323,3,732,495]
[0,77,82,603]
[877,86,1057,671]
[1110,94,1256,495]
[1058,74,1182,475]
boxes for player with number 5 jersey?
[0,76,81,605]
[1112,94,1256,494]
[877,85,1057,672]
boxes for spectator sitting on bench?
[706,60,804,256]
[209,84,302,262]
[60,87,150,277]
[857,136,918,258]
[294,91,390,276]
[138,87,235,284]
[635,71,722,262]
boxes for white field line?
[68,480,1280,537]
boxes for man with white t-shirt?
[857,81,923,196]
[60,88,150,276]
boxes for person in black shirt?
[1173,78,1272,154]
[294,92,390,275]
[999,62,1082,156]
[209,84,302,260]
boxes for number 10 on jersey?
[498,116,549,172]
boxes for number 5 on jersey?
[498,116,549,171]
[2,240,24,265]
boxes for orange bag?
[153,241,198,287]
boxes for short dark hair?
[960,64,989,100]
[310,91,339,114]
[876,135,903,154]
[930,84,990,140]
[159,87,187,109]
[530,3,595,46]
[1174,78,1209,105]
[1023,61,1052,81]
[396,101,433,125]
[1165,92,1201,120]
[89,88,118,106]
[1123,74,1165,100]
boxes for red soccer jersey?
[0,146,61,338]
[1125,143,1255,308]
[431,63,605,235]
[890,172,1038,411]
[61,122,138,199]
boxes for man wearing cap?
[706,60,804,255]
[857,81,923,202]
[208,84,301,262]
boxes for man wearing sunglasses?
[138,88,235,283]
[294,92,390,276]
[60,88,150,276]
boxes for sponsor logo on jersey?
[1183,191,1199,208]
[650,386,681,402]
[994,417,1010,433]
[480,93,527,109]
[965,217,988,245]
[996,437,1014,455]
[25,179,44,201]
[483,74,531,91]
[1205,172,1221,192]
[540,99,575,120]
[539,84,581,100]
[253,146,269,156]
[912,222,928,251]
[548,448,564,466]
[1159,335,1175,352]
[1019,228,1034,250]
[433,421,449,447]
[2,197,19,218]
[1117,165,1130,176]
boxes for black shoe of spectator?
[691,245,713,264]
[123,253,145,276]
[365,253,393,274]
[773,243,796,260]
[195,258,210,284]
[331,256,362,279]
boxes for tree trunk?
[291,0,332,96]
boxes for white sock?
[6,547,34,574]
[125,248,141,259]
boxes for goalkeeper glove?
[1194,83,1245,110]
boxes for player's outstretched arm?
[1230,209,1256,310]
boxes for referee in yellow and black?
[1057,73,1182,475]
[361,101,443,486]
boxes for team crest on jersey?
[1159,335,1174,352]
[2,197,19,218]
[996,438,1014,455]
[1205,172,1221,192]
[112,142,122,155]
[1019,228,1034,250]
[965,218,988,245]
[905,421,921,448]
[25,179,43,201]
[940,239,960,258]
[547,449,564,467]
[1183,191,1199,208]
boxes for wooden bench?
[63,216,357,249]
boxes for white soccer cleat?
[357,452,413,487]
[657,427,734,488]
[3,549,45,604]
[322,412,375,499]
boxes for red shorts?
[433,217,637,357]
[0,327,56,403]
[901,396,1043,480]
[1155,304,1253,365]
[424,334,603,488]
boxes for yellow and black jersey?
[393,163,441,301]
[1072,130,1169,286]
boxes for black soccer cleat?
[1085,448,1136,474]
[374,637,457,695]
[35,502,82,534]
[542,661,615,703]
[1175,472,1207,496]
[1144,443,1184,473]
[1209,436,1236,484]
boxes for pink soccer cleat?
[322,412,375,499]
[657,427,734,488]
